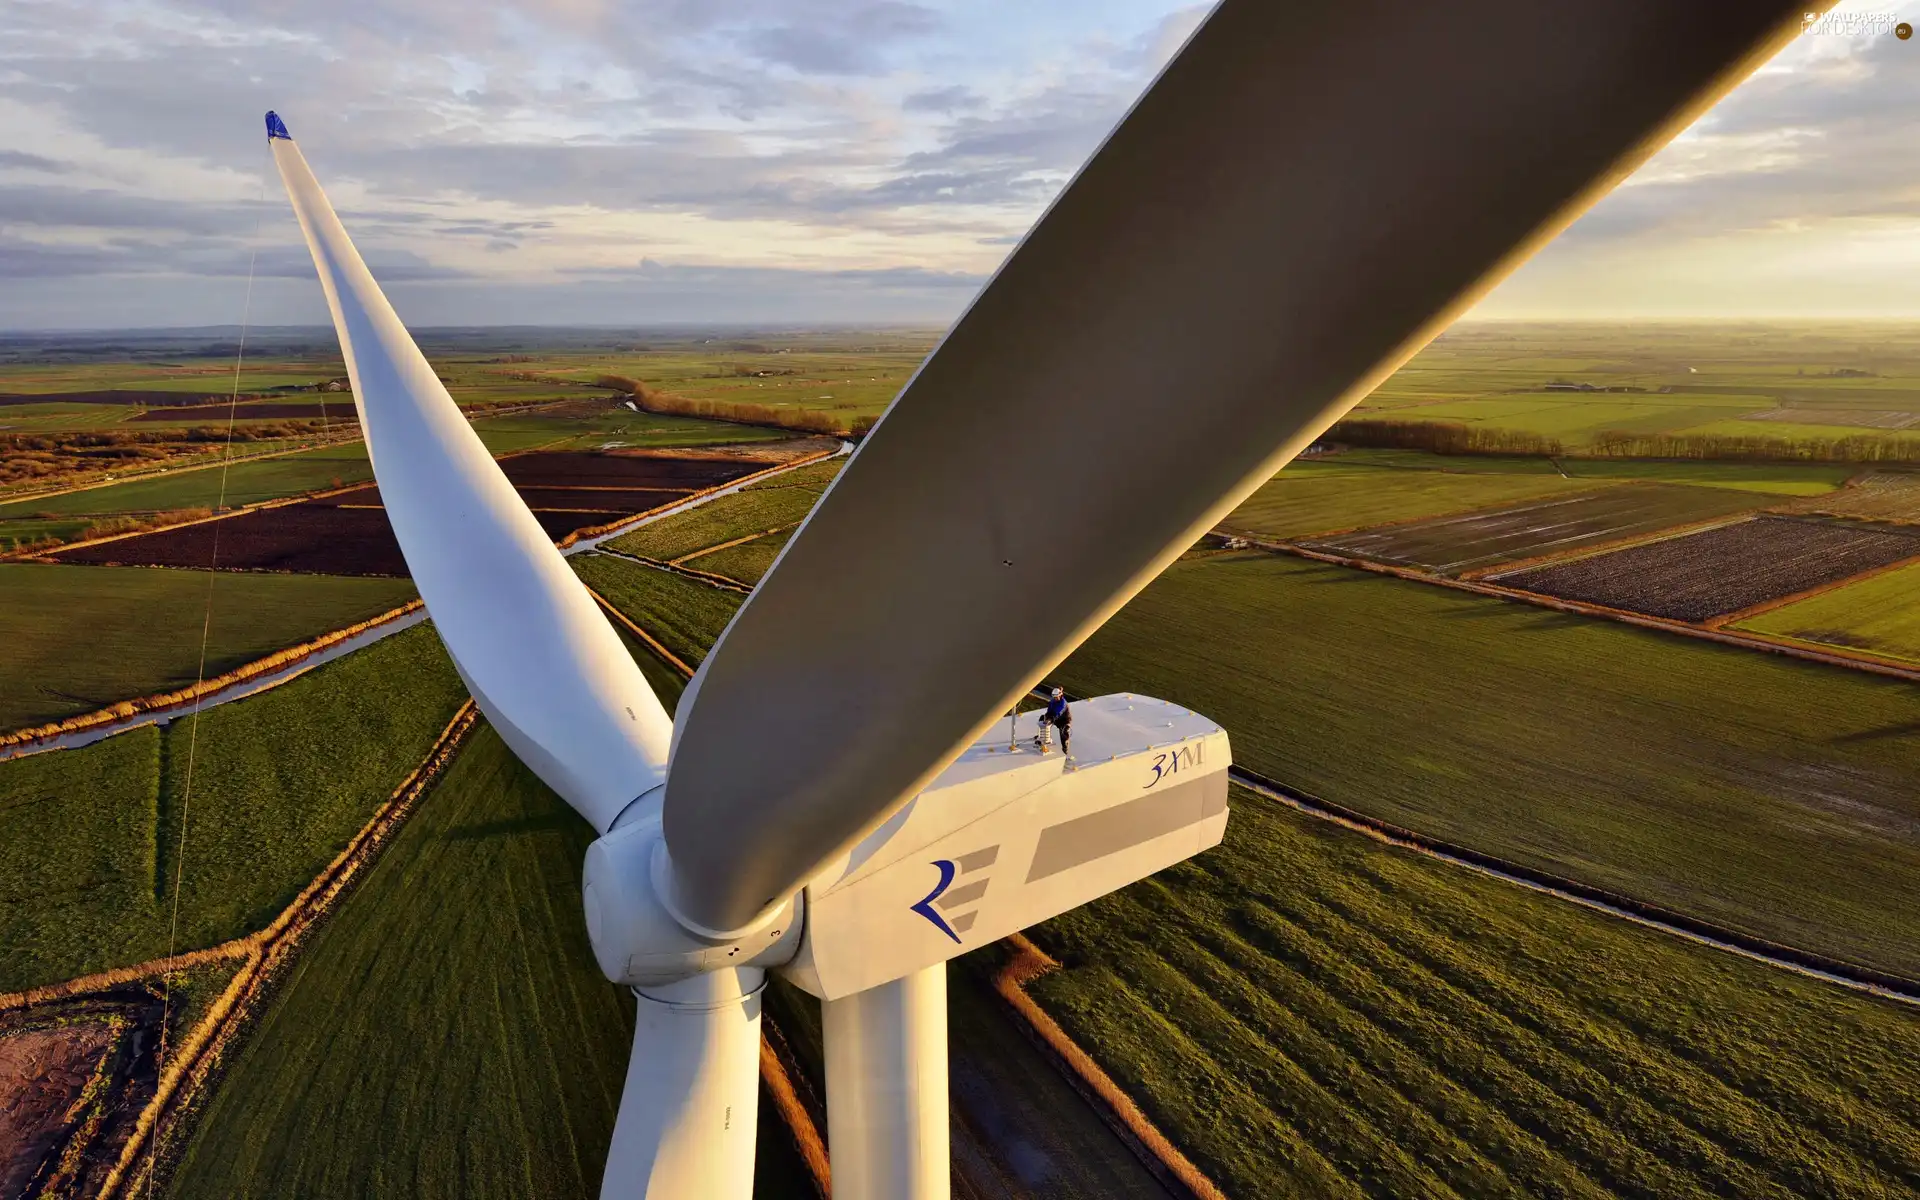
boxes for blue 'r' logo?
[910,860,961,943]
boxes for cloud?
[5,0,1917,326]
[902,85,981,114]
[745,3,941,75]
[0,150,72,173]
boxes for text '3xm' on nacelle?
[780,694,1230,1001]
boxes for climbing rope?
[145,177,264,1194]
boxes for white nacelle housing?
[782,694,1229,1001]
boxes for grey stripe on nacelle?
[1025,772,1229,885]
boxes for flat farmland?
[0,445,374,520]
[0,624,467,992]
[692,527,796,584]
[571,554,743,669]
[1028,789,1920,1200]
[1401,393,1767,445]
[1558,457,1852,495]
[1303,483,1761,574]
[1051,551,1920,979]
[0,563,416,730]
[464,403,797,453]
[1220,459,1589,541]
[163,724,815,1200]
[745,458,842,492]
[1788,469,1920,521]
[608,486,822,562]
[47,449,766,577]
[1736,560,1920,663]
[1499,515,1920,622]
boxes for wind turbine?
[266,2,1809,1195]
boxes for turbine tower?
[267,2,1810,1195]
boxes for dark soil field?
[1304,483,1762,574]
[1499,515,1920,621]
[0,1021,120,1196]
[49,505,622,576]
[46,449,764,577]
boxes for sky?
[1,0,1916,329]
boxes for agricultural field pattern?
[1498,515,1920,623]
[4,324,1919,1200]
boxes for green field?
[572,554,745,668]
[1221,451,1849,548]
[1353,322,1920,441]
[162,723,813,1200]
[608,488,822,563]
[1221,459,1589,540]
[1027,788,1920,1200]
[745,459,843,492]
[0,564,418,730]
[0,624,467,992]
[1736,560,1920,663]
[1558,457,1854,495]
[0,444,374,522]
[467,402,794,453]
[1052,551,1920,979]
[693,527,795,585]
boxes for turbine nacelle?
[583,694,1230,997]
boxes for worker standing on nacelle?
[1034,686,1073,760]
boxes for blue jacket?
[1044,696,1070,725]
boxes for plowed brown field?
[46,450,764,577]
[1496,515,1920,621]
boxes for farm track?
[0,603,428,761]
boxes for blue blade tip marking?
[265,112,291,141]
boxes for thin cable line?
[145,177,264,1193]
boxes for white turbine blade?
[660,0,1811,931]
[603,971,764,1199]
[268,115,671,833]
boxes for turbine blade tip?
[265,111,292,141]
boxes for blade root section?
[662,0,1809,931]
[604,969,766,1199]
[270,132,671,831]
